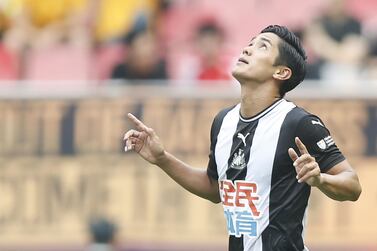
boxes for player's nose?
[242,45,252,56]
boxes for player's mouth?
[238,58,249,64]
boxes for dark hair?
[196,20,224,39]
[261,25,307,97]
[89,218,117,243]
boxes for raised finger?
[295,137,309,155]
[128,113,151,133]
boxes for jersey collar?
[239,98,284,122]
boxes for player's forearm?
[155,151,221,203]
[316,171,361,201]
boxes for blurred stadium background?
[0,0,377,250]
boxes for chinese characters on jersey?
[220,180,261,237]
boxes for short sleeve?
[295,115,345,173]
[207,117,219,180]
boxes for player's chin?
[231,67,249,82]
[231,66,244,79]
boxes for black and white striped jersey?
[206,99,345,251]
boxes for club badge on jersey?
[219,180,261,237]
[230,149,247,170]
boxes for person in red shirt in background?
[173,19,232,83]
[194,20,231,81]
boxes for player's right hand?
[124,113,165,165]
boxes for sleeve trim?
[320,155,346,173]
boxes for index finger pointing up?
[128,113,150,132]
[295,137,309,155]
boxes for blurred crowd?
[0,0,376,85]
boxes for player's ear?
[273,66,292,81]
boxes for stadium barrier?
[0,82,376,250]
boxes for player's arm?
[153,151,221,203]
[124,113,221,203]
[316,159,361,201]
[289,137,361,201]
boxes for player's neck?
[239,81,281,118]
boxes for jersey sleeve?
[206,116,219,180]
[295,115,345,173]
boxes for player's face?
[232,32,281,83]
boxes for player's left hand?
[288,137,322,187]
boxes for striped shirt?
[207,99,345,251]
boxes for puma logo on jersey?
[237,132,250,147]
[311,120,324,127]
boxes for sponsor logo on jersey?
[316,136,334,150]
[219,180,261,237]
[230,149,247,170]
[312,119,324,127]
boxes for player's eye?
[260,44,267,50]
